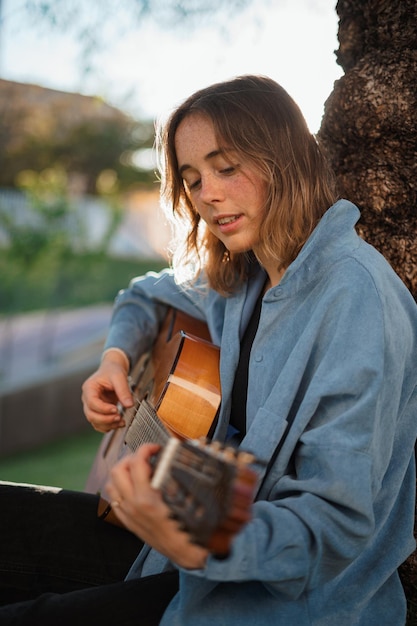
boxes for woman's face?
[174,113,268,255]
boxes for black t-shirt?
[229,289,264,439]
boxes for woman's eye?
[188,179,201,190]
[220,166,236,175]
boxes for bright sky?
[0,0,343,133]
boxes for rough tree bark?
[318,1,417,621]
[318,0,417,300]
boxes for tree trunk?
[318,1,417,622]
[318,0,417,299]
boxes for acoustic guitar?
[85,308,259,556]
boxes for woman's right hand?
[81,350,134,433]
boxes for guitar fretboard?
[124,399,170,451]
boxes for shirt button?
[254,354,263,362]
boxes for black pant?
[0,481,179,625]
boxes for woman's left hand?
[106,443,209,570]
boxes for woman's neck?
[265,265,286,289]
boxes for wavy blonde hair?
[157,75,338,294]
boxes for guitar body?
[85,309,221,512]
[85,308,259,554]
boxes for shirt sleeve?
[103,269,214,365]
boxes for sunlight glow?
[1,0,343,131]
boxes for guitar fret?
[124,399,170,451]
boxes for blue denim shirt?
[105,200,417,625]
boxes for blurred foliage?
[23,0,252,37]
[0,166,165,314]
[1,165,121,260]
[0,81,157,193]
[2,168,79,270]
[0,247,165,315]
[17,0,253,79]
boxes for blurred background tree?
[0,79,156,192]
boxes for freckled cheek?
[193,203,208,222]
[235,177,265,206]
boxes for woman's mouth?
[216,215,241,226]
[213,214,245,235]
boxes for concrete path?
[0,305,113,456]
[0,304,112,390]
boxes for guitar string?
[124,399,170,450]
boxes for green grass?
[0,429,103,491]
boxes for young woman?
[1,75,416,625]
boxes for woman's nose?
[200,173,223,203]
